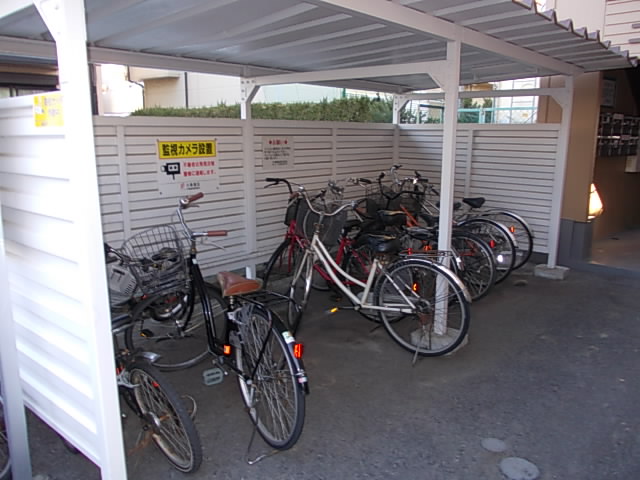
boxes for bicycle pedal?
[139,328,154,338]
[202,367,225,386]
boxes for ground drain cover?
[499,457,540,480]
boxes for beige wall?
[547,0,605,31]
[539,73,602,222]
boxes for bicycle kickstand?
[245,422,280,465]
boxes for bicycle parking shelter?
[0,0,636,478]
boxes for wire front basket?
[295,197,347,247]
[120,224,189,296]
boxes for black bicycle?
[121,193,308,452]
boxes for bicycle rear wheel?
[0,394,9,480]
[482,211,533,269]
[262,239,304,295]
[374,258,471,357]
[451,230,497,301]
[458,217,516,284]
[125,284,226,372]
[234,305,305,450]
[128,360,203,473]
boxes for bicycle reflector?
[508,225,516,234]
[293,343,303,359]
[223,344,232,356]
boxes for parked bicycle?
[406,168,533,271]
[120,193,308,453]
[283,182,471,359]
[379,166,518,283]
[111,307,203,473]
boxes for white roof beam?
[308,0,583,76]
[0,0,32,19]
[398,87,566,102]
[248,60,447,86]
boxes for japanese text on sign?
[262,136,294,170]
[158,140,217,159]
[156,139,220,196]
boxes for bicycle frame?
[296,229,420,316]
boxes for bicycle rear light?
[293,343,303,359]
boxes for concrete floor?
[590,228,640,273]
[19,264,640,479]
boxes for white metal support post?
[434,40,461,271]
[34,0,127,477]
[547,75,575,269]
[240,79,260,278]
[432,40,461,335]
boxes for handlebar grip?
[358,178,372,185]
[207,230,228,237]
[265,177,280,183]
[181,192,204,208]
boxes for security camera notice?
[262,136,294,170]
[156,139,220,196]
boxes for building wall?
[592,68,640,240]
[547,0,606,31]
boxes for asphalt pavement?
[23,264,640,479]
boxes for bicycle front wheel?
[262,239,304,295]
[235,306,305,450]
[0,394,9,480]
[129,360,203,473]
[374,258,471,356]
[482,211,533,269]
[458,217,516,284]
[125,284,226,371]
[287,251,313,334]
[451,230,497,301]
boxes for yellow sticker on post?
[34,93,64,127]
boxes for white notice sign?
[263,137,294,170]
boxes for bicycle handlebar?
[300,189,356,218]
[264,177,294,194]
[176,193,228,239]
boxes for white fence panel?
[398,124,561,254]
[96,117,560,273]
[0,94,122,472]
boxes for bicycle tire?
[287,251,313,334]
[342,243,381,322]
[0,394,9,480]
[374,258,471,356]
[481,211,533,269]
[262,239,304,295]
[234,305,305,450]
[128,360,203,473]
[458,217,516,284]
[450,230,497,301]
[125,284,226,372]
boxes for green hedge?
[132,97,397,123]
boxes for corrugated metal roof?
[0,0,636,93]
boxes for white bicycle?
[281,182,472,359]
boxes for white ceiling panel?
[0,0,635,93]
